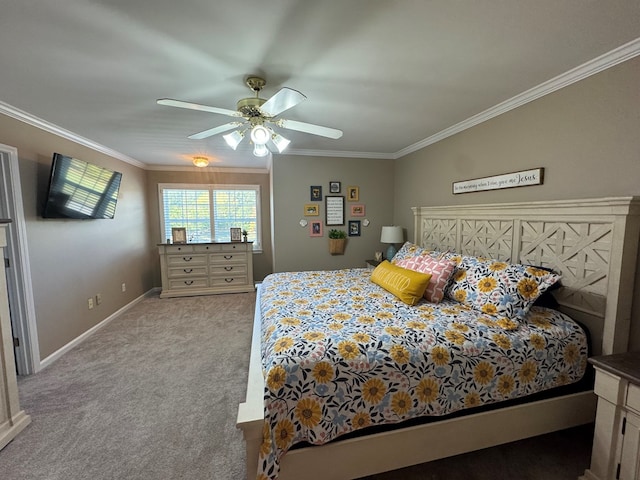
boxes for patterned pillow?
[443,253,562,320]
[396,256,456,303]
[391,241,438,264]
[370,260,432,305]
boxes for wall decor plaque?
[453,168,544,194]
[325,196,345,226]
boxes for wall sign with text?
[453,168,544,194]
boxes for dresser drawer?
[210,252,247,264]
[628,383,640,414]
[210,264,247,276]
[210,276,248,287]
[164,245,194,254]
[193,244,220,253]
[219,243,248,253]
[168,277,209,290]
[167,254,207,266]
[168,266,208,278]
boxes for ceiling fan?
[157,76,343,157]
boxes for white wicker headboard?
[412,197,640,356]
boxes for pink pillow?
[396,256,456,303]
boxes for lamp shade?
[250,125,270,145]
[223,130,244,150]
[253,143,269,157]
[380,225,403,260]
[380,226,403,244]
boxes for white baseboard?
[39,289,156,370]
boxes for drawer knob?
[225,278,234,283]
[224,266,233,271]
[183,268,193,273]
[183,256,193,261]
[185,280,194,285]
[224,255,233,259]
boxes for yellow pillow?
[370,260,432,305]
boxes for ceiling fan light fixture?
[223,130,244,150]
[192,156,209,168]
[253,143,269,157]
[250,124,270,145]
[271,133,291,153]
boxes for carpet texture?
[0,292,593,479]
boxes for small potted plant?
[242,229,248,242]
[328,229,347,255]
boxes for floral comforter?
[257,269,588,480]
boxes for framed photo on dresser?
[171,227,186,244]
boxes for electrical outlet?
[121,283,126,292]
[96,293,102,305]
[88,298,94,310]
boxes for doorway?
[0,143,40,374]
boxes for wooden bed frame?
[237,196,640,480]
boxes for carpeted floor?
[0,292,593,480]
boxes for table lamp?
[380,226,403,261]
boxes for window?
[159,184,261,251]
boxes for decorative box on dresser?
[0,220,31,450]
[581,351,640,480]
[158,241,254,298]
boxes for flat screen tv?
[42,153,123,219]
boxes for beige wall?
[1,55,638,363]
[271,155,395,272]
[393,57,640,349]
[145,168,273,283]
[0,115,153,359]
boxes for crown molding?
[1,38,638,166]
[285,148,395,159]
[144,164,270,174]
[395,37,640,159]
[0,101,146,168]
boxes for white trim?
[395,37,640,158]
[158,183,263,250]
[0,143,40,374]
[0,101,146,169]
[144,164,270,174]
[39,289,153,370]
[1,39,637,166]
[284,148,395,159]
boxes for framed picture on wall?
[310,220,323,237]
[329,181,341,193]
[325,196,345,226]
[310,185,322,201]
[347,186,359,201]
[304,204,319,216]
[348,220,361,237]
[350,204,365,216]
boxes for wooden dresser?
[158,241,254,298]
[0,220,31,450]
[581,351,640,480]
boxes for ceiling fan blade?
[188,122,243,140]
[260,88,306,117]
[157,98,240,117]
[277,119,343,139]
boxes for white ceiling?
[1,1,638,170]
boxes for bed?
[237,196,640,480]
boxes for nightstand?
[581,351,640,480]
[365,259,382,269]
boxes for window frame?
[158,183,262,252]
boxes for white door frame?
[0,143,40,374]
